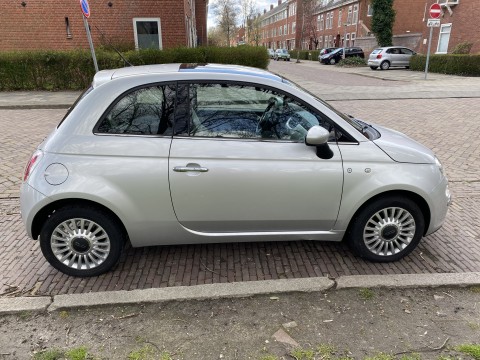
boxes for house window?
[133,18,162,50]
[279,26,282,36]
[284,25,287,34]
[65,17,72,38]
[351,32,356,46]
[345,33,350,47]
[347,6,352,25]
[292,22,296,33]
[437,23,452,54]
[367,4,373,16]
[352,4,358,24]
[338,10,342,27]
[319,14,324,30]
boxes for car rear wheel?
[40,205,126,277]
[380,61,390,70]
[370,66,378,70]
[329,58,336,65]
[348,197,425,262]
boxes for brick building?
[417,0,480,54]
[0,0,208,51]
[260,0,479,55]
[260,0,298,50]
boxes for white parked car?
[21,63,450,276]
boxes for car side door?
[168,81,344,234]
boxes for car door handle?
[173,166,209,173]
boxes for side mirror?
[305,126,329,146]
[305,126,334,160]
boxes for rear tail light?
[23,150,43,182]
[376,54,382,59]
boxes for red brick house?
[260,0,479,55]
[0,0,208,51]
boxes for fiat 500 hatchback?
[21,63,451,276]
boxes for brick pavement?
[1,98,479,296]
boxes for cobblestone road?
[1,71,479,296]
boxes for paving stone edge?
[1,273,480,315]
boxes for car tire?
[405,66,410,69]
[329,58,336,65]
[369,66,378,70]
[380,61,390,70]
[347,196,425,262]
[40,205,126,277]
[287,58,290,62]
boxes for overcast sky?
[207,0,279,28]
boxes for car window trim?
[92,81,177,137]
[174,79,357,144]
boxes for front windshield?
[281,78,380,140]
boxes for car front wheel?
[380,61,390,70]
[348,197,425,262]
[40,205,126,277]
[329,58,336,65]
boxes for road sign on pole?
[429,3,442,19]
[79,0,99,73]
[80,0,90,18]
[424,3,442,80]
[427,19,441,27]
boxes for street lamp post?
[343,23,347,59]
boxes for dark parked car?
[320,47,365,65]
[318,47,339,61]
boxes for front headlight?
[435,156,444,176]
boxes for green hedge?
[410,54,480,76]
[288,50,321,61]
[0,46,269,91]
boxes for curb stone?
[1,273,480,315]
[336,272,480,289]
[0,297,51,315]
[48,277,335,311]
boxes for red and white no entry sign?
[429,3,442,19]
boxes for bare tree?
[240,0,258,44]
[211,0,240,46]
[295,0,320,61]
[248,14,262,46]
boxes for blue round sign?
[80,0,90,18]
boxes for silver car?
[368,46,417,70]
[21,63,451,276]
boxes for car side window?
[96,84,176,135]
[400,48,414,55]
[181,82,335,142]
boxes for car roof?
[92,63,283,88]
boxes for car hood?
[372,125,435,164]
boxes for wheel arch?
[31,198,129,241]
[345,190,431,236]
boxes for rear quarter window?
[371,49,382,54]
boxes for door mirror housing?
[305,126,329,146]
[305,126,333,160]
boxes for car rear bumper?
[20,182,49,240]
[368,60,381,66]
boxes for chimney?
[264,8,266,14]
[278,0,281,5]
[270,4,274,10]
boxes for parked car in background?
[318,47,339,60]
[368,46,417,70]
[21,63,451,276]
[274,48,291,61]
[320,47,364,65]
[267,48,275,59]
